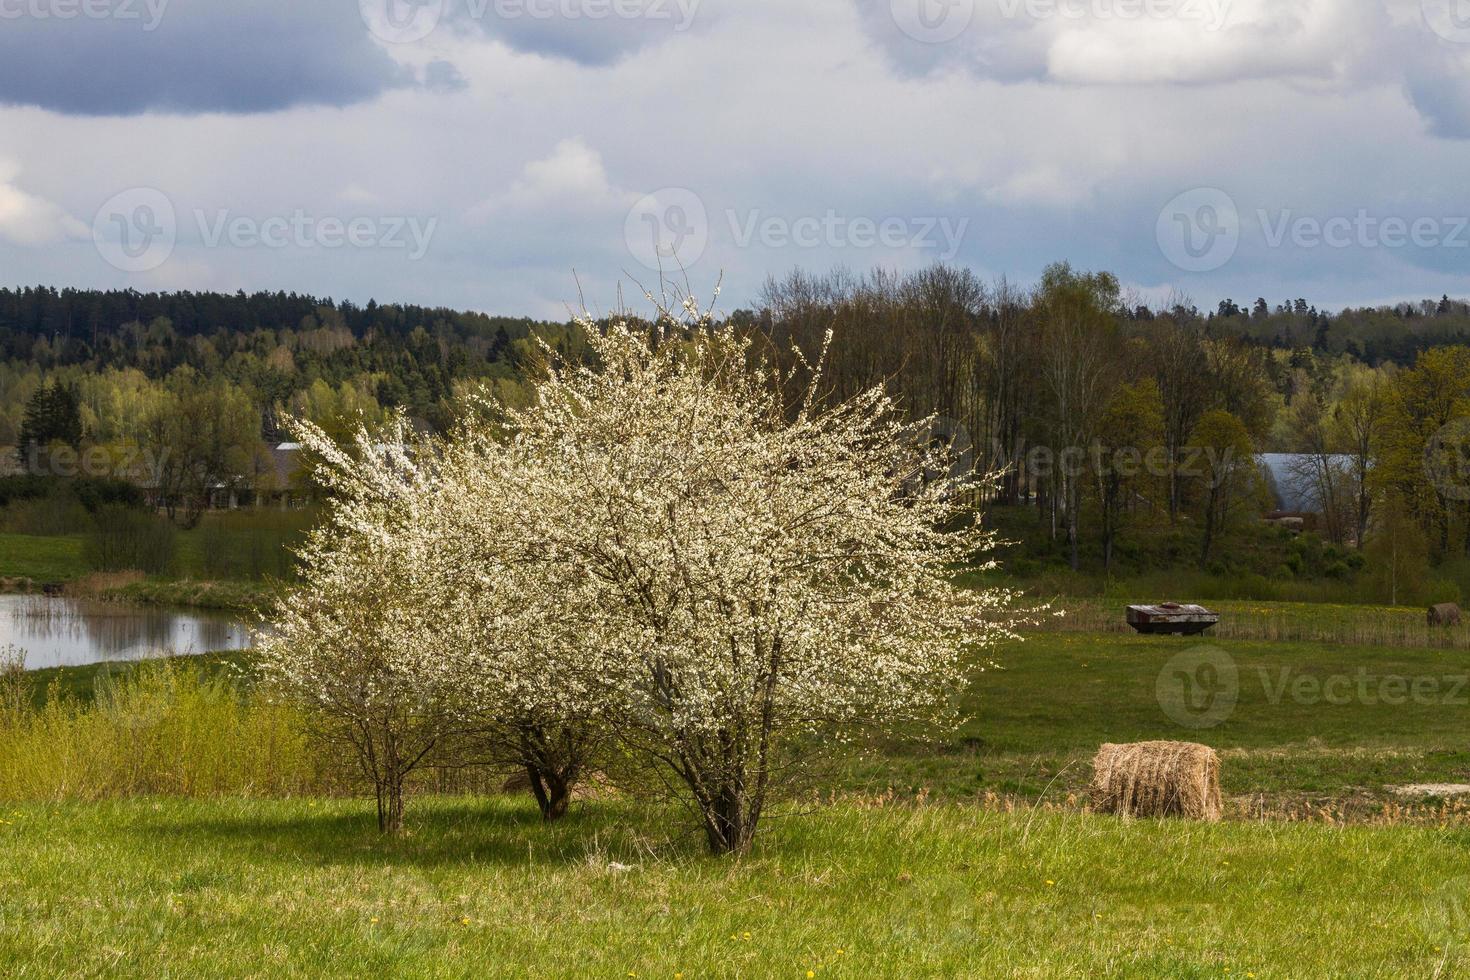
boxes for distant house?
[164,441,311,512]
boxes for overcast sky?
[1,0,1469,317]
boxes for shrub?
[83,505,177,575]
[0,661,320,800]
[0,494,92,536]
[197,508,315,581]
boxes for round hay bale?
[1090,741,1222,821]
[1429,603,1463,627]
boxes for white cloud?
[0,164,87,246]
[1,0,1469,316]
[469,138,629,218]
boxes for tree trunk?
[375,767,406,834]
[525,765,573,821]
[702,783,756,856]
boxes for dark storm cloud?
[0,0,413,115]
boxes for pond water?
[0,596,253,670]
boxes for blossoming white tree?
[257,426,458,833]
[265,289,1017,849]
[495,296,1019,853]
[263,418,609,826]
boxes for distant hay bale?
[1090,741,1222,822]
[1428,603,1462,627]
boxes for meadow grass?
[847,629,1470,815]
[18,632,1470,818]
[4,626,1470,974]
[0,795,1465,978]
[1042,597,1470,649]
[0,532,86,583]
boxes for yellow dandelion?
[460,917,470,926]
[1045,880,1055,886]
[807,973,815,978]
[370,916,379,924]
[743,932,751,940]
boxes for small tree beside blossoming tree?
[257,429,461,833]
[266,419,611,826]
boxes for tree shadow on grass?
[159,796,698,871]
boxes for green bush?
[195,509,316,582]
[0,660,321,799]
[0,494,92,536]
[83,505,177,575]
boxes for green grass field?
[9,615,1470,974]
[1,796,1467,978]
[0,532,86,583]
[847,631,1470,816]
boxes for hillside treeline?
[7,274,1470,594]
[752,264,1470,590]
